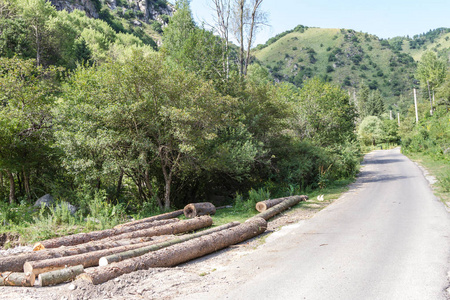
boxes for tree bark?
[78,217,267,285]
[0,272,35,287]
[103,215,212,243]
[183,202,216,218]
[251,195,308,221]
[114,210,183,229]
[38,265,84,287]
[116,168,124,200]
[0,236,157,273]
[33,218,179,251]
[255,197,289,212]
[100,221,240,266]
[24,237,171,276]
[6,170,15,204]
[23,166,31,201]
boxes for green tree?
[366,89,385,117]
[58,48,257,211]
[416,51,447,114]
[358,116,384,146]
[294,78,357,147]
[0,57,60,203]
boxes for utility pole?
[414,88,419,123]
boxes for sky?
[185,0,450,46]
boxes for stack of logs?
[0,196,307,287]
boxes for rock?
[58,202,77,215]
[68,283,77,290]
[34,194,55,208]
[133,20,142,26]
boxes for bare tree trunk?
[427,80,433,115]
[23,166,31,201]
[6,170,15,204]
[144,169,162,209]
[237,0,245,76]
[116,168,123,200]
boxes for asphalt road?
[211,149,450,300]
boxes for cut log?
[114,210,184,229]
[183,202,216,218]
[79,217,267,285]
[24,217,212,276]
[252,195,308,221]
[99,221,240,266]
[255,197,288,212]
[24,236,171,276]
[0,272,35,287]
[104,215,213,242]
[38,265,84,287]
[0,236,155,273]
[33,218,179,251]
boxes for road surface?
[190,148,450,300]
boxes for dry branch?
[99,221,240,266]
[252,195,308,221]
[0,236,155,273]
[79,217,267,285]
[114,210,183,229]
[33,218,179,250]
[183,202,216,218]
[38,265,84,287]
[0,272,35,287]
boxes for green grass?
[211,178,354,227]
[405,153,450,206]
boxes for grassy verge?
[212,178,355,227]
[404,153,450,207]
[0,178,356,248]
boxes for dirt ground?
[0,199,336,300]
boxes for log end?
[23,262,33,275]
[77,272,94,284]
[98,257,109,267]
[33,243,45,251]
[255,202,267,213]
[183,204,196,219]
[27,272,36,286]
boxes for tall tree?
[18,0,56,66]
[0,57,60,203]
[211,0,231,78]
[231,0,267,76]
[416,51,447,115]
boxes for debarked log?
[33,218,179,251]
[183,202,216,218]
[78,217,267,285]
[114,210,184,230]
[38,265,84,287]
[252,195,308,221]
[99,221,241,266]
[0,272,35,287]
[0,236,155,273]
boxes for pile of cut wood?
[0,196,306,287]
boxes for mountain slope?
[254,26,417,110]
